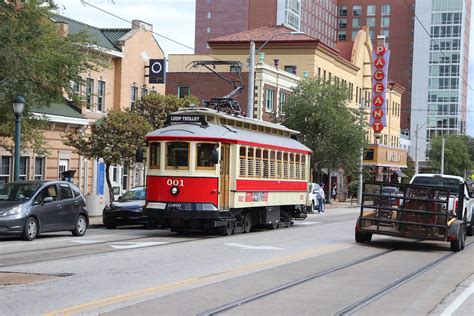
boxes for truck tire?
[355,231,371,243]
[466,214,473,236]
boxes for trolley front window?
[196,143,216,169]
[166,142,189,169]
[149,142,160,169]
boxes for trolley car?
[143,107,312,235]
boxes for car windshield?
[412,176,461,193]
[119,188,145,201]
[0,182,42,201]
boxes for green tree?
[64,111,152,202]
[0,0,105,153]
[401,156,416,184]
[427,135,473,177]
[283,78,367,199]
[134,93,199,130]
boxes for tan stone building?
[167,25,407,186]
[0,15,164,212]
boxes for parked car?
[102,186,150,229]
[306,183,320,213]
[0,181,88,241]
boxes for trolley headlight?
[170,186,179,195]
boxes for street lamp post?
[358,98,366,206]
[12,96,25,181]
[247,31,304,119]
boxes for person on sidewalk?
[318,184,325,213]
[331,185,337,201]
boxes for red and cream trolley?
[143,108,312,234]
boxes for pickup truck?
[355,174,473,252]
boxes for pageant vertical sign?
[370,44,390,139]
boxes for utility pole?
[247,41,255,119]
[414,123,419,174]
[440,137,445,174]
[357,98,365,206]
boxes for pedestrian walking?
[331,185,337,201]
[318,183,325,213]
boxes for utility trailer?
[355,181,467,252]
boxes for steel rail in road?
[198,240,472,316]
[0,234,218,269]
[336,241,474,315]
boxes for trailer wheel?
[450,223,465,252]
[355,231,371,243]
[466,214,473,236]
[243,212,252,233]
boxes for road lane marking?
[440,281,474,316]
[293,221,321,225]
[110,242,169,249]
[69,240,102,244]
[44,242,352,316]
[225,243,284,250]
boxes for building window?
[207,12,211,19]
[177,86,190,98]
[353,5,361,16]
[284,65,297,75]
[130,85,138,110]
[71,79,81,96]
[367,17,376,27]
[367,5,376,16]
[85,78,94,110]
[265,89,274,112]
[34,157,44,180]
[381,17,390,28]
[279,91,287,112]
[19,157,28,181]
[122,165,128,191]
[59,159,69,177]
[352,30,359,40]
[352,18,361,28]
[369,29,375,40]
[339,6,347,16]
[207,27,211,33]
[338,31,347,40]
[0,156,11,183]
[141,86,148,99]
[381,29,390,40]
[97,80,105,112]
[381,4,390,16]
[338,18,347,28]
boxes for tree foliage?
[0,0,105,153]
[64,111,152,202]
[134,93,199,130]
[427,135,473,176]
[283,78,367,176]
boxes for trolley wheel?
[222,221,234,236]
[243,212,252,233]
[270,221,279,230]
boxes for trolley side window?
[166,142,189,169]
[149,142,160,169]
[196,143,216,169]
[239,146,247,177]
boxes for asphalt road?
[0,207,472,315]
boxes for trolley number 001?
[166,179,184,186]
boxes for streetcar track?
[336,241,474,315]
[0,235,218,269]
[198,240,473,316]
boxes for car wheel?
[72,215,88,236]
[22,217,39,241]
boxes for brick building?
[195,0,338,54]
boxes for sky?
[55,0,474,136]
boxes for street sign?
[97,162,105,195]
[148,59,165,84]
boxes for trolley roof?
[146,108,311,153]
